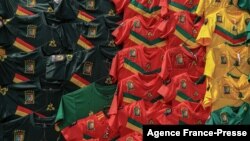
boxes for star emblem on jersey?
[49,40,57,47]
[87,120,95,130]
[24,90,35,104]
[14,130,25,141]
[88,26,97,38]
[181,108,188,118]
[126,137,134,141]
[86,0,95,10]
[47,103,55,111]
[134,106,141,116]
[129,49,136,58]
[0,86,8,95]
[223,85,230,94]
[220,55,227,64]
[220,112,228,124]
[26,25,37,38]
[179,15,186,23]
[126,81,134,90]
[176,54,184,65]
[83,62,93,76]
[180,80,187,89]
[27,0,36,7]
[24,60,35,74]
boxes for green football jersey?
[238,0,250,12]
[206,102,250,125]
[55,83,117,130]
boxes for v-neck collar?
[223,43,249,59]
[226,74,249,89]
[135,73,161,90]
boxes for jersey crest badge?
[14,130,25,141]
[129,49,136,58]
[88,26,97,38]
[49,40,57,47]
[126,81,134,90]
[179,15,186,23]
[223,85,230,94]
[83,62,93,76]
[108,9,116,16]
[26,25,37,38]
[27,0,36,7]
[24,90,35,104]
[86,0,95,10]
[164,108,172,115]
[220,55,227,64]
[133,20,141,28]
[25,60,35,74]
[220,112,228,124]
[87,120,95,130]
[181,107,188,118]
[216,14,222,23]
[134,106,141,116]
[0,86,8,95]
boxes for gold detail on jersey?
[145,63,151,70]
[83,61,93,76]
[245,18,250,25]
[27,0,36,7]
[47,7,54,12]
[49,40,57,47]
[247,58,250,65]
[147,32,153,37]
[26,25,37,38]
[164,108,172,115]
[47,103,55,111]
[134,106,141,116]
[147,0,152,4]
[0,48,6,56]
[86,0,95,10]
[223,85,230,94]
[179,15,186,23]
[66,54,73,61]
[87,120,95,130]
[108,9,116,16]
[126,137,134,141]
[24,60,35,74]
[108,40,116,47]
[88,26,97,38]
[220,112,228,124]
[105,76,113,84]
[216,14,222,23]
[197,120,202,125]
[180,80,187,89]
[51,55,65,62]
[24,90,35,104]
[176,54,184,65]
[129,49,136,58]
[133,20,141,28]
[0,86,8,95]
[148,119,154,124]
[126,81,134,90]
[181,107,188,118]
[220,55,227,64]
[147,92,153,98]
[193,91,199,97]
[14,130,25,141]
[89,111,94,116]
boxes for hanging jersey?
[196,8,250,48]
[206,102,250,125]
[112,15,168,48]
[204,43,250,79]
[158,73,206,106]
[55,83,117,130]
[203,75,250,111]
[168,0,200,14]
[61,111,116,141]
[0,50,46,85]
[160,45,205,80]
[110,46,164,82]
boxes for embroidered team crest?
[0,86,8,95]
[24,60,35,74]
[147,32,153,37]
[133,20,141,28]
[46,103,55,111]
[220,112,228,124]
[220,55,227,64]
[245,18,250,25]
[51,55,65,62]
[0,48,6,56]
[86,0,95,10]
[83,62,93,76]
[49,40,57,47]
[216,14,222,23]
[126,137,134,141]
[87,120,95,130]
[179,15,186,23]
[129,49,136,58]
[88,26,97,38]
[180,80,187,89]
[134,106,141,116]
[223,85,230,94]
[14,130,25,141]
[176,54,184,65]
[247,58,250,65]
[24,90,35,104]
[26,25,37,38]
[238,92,244,99]
[27,0,36,7]
[193,91,199,97]
[47,6,54,12]
[164,108,172,115]
[126,81,134,90]
[181,108,188,118]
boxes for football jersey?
[238,0,250,12]
[206,102,250,125]
[160,44,205,80]
[195,0,239,16]
[203,75,250,111]
[116,132,142,141]
[156,101,210,125]
[109,100,166,137]
[1,114,63,141]
[0,49,46,86]
[113,0,168,25]
[61,111,116,141]
[168,0,200,14]
[0,13,68,55]
[55,83,117,130]
[158,10,204,48]
[204,43,250,79]
[196,8,250,48]
[158,73,206,106]
[112,15,168,48]
[110,46,164,82]
[0,0,54,19]
[108,73,164,118]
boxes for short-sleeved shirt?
[203,75,250,111]
[110,46,164,82]
[206,102,250,125]
[168,0,200,14]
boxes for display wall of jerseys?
[1,0,250,141]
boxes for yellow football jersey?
[203,75,250,111]
[195,0,239,16]
[204,43,250,79]
[196,8,250,48]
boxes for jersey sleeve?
[159,0,169,17]
[61,122,83,141]
[196,17,216,46]
[204,48,216,78]
[202,79,215,108]
[109,52,123,82]
[112,0,130,14]
[157,77,178,103]
[159,50,172,80]
[112,20,132,45]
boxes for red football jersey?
[158,11,204,48]
[112,0,168,25]
[158,73,206,106]
[109,100,167,137]
[110,45,165,82]
[61,111,116,141]
[112,15,171,48]
[108,73,164,116]
[160,44,205,80]
[116,132,142,141]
